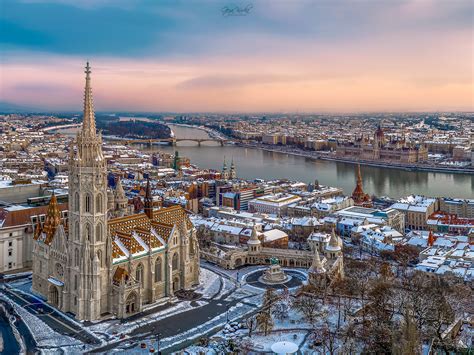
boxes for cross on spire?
[82,61,96,137]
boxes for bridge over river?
[105,137,234,146]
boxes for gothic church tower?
[66,63,108,320]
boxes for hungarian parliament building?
[336,125,428,163]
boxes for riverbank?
[167,123,474,175]
[236,143,474,175]
[168,123,228,140]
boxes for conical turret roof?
[41,193,62,245]
[115,177,126,199]
[309,249,326,274]
[325,228,341,252]
[247,224,261,245]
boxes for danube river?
[138,124,473,199]
[55,124,473,198]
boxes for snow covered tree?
[272,301,290,321]
[292,293,321,325]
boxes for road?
[91,264,261,353]
[2,264,264,353]
[2,285,101,346]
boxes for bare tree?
[313,312,339,355]
[292,293,321,325]
[256,311,273,336]
[246,315,258,337]
[392,307,421,355]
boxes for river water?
[55,124,473,198]
[141,125,473,199]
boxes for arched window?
[85,194,91,213]
[189,239,195,255]
[85,223,91,242]
[126,292,137,314]
[96,223,102,242]
[75,221,79,240]
[96,194,102,213]
[74,192,79,212]
[97,250,103,267]
[74,248,79,267]
[74,275,78,290]
[154,257,162,282]
[172,253,179,270]
[135,264,144,287]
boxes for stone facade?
[337,125,428,163]
[31,63,199,321]
[200,226,344,288]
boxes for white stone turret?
[114,177,128,217]
[247,224,261,255]
[325,228,342,260]
[107,189,115,211]
[309,249,325,274]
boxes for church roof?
[112,266,129,284]
[33,194,66,245]
[108,205,192,263]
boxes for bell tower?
[66,62,108,321]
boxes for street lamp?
[157,333,161,355]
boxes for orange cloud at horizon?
[2,31,473,113]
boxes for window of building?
[172,253,179,270]
[74,192,79,211]
[96,194,102,213]
[85,194,91,213]
[75,221,79,240]
[8,262,12,269]
[136,264,144,287]
[96,223,102,242]
[8,241,12,247]
[8,250,12,256]
[85,224,91,242]
[154,258,162,282]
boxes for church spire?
[82,62,96,137]
[41,193,62,245]
[352,164,372,207]
[309,249,325,274]
[144,178,154,219]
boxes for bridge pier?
[198,141,201,147]
[220,140,224,147]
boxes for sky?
[1,0,473,113]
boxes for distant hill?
[0,101,40,113]
[99,120,171,139]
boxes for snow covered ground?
[196,268,222,299]
[0,293,92,354]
